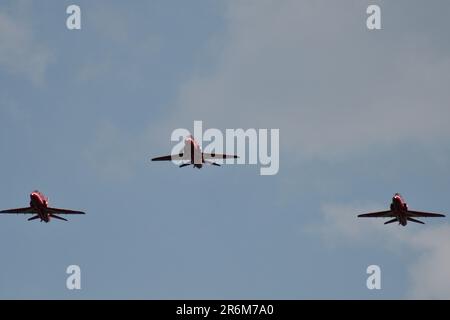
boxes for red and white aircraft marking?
[0,190,85,223]
[358,193,445,226]
[152,135,238,169]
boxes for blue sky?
[1,0,450,299]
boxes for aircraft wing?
[357,210,393,218]
[46,207,85,215]
[152,154,187,161]
[0,207,36,214]
[202,153,238,159]
[151,155,174,161]
[407,210,445,218]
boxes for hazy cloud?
[83,121,171,181]
[161,0,450,158]
[76,3,161,83]
[312,203,450,299]
[406,225,450,299]
[83,122,143,181]
[0,10,51,85]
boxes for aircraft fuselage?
[184,136,204,168]
[30,191,51,222]
[390,194,408,226]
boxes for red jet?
[358,193,445,226]
[152,135,238,169]
[0,190,85,223]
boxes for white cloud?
[0,10,51,85]
[83,121,172,181]
[158,0,450,158]
[312,203,450,299]
[76,3,160,83]
[82,1,450,178]
[158,1,450,297]
[306,203,395,243]
[406,225,450,299]
[83,122,143,181]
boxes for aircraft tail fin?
[407,217,425,225]
[27,215,40,221]
[384,218,398,225]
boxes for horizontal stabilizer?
[384,218,398,225]
[205,160,221,167]
[50,214,68,221]
[407,217,425,225]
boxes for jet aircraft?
[357,193,445,226]
[152,135,238,168]
[0,190,85,223]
